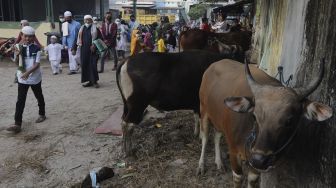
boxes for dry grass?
[1,136,65,182]
[98,111,233,188]
[15,132,43,143]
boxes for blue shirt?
[62,20,81,48]
[129,21,139,31]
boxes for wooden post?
[100,0,104,19]
[50,0,54,23]
[133,0,136,18]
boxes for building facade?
[0,0,109,22]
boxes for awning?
[152,6,183,10]
[122,5,155,8]
[213,0,252,14]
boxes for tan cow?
[198,59,332,188]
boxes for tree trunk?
[252,0,336,187]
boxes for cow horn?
[294,58,326,99]
[245,58,261,94]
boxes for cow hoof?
[217,166,227,174]
[216,162,226,172]
[196,166,205,176]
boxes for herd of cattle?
[116,28,332,188]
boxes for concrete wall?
[0,22,56,46]
[252,0,336,187]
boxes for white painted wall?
[279,0,309,84]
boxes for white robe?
[68,48,80,72]
[44,43,63,74]
[116,24,128,52]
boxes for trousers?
[15,82,45,126]
[50,60,62,74]
[100,46,118,72]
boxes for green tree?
[188,4,208,20]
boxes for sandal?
[94,83,100,88]
[83,82,93,87]
[6,125,22,134]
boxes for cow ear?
[224,97,254,113]
[304,101,333,121]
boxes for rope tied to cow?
[244,117,301,171]
[275,66,293,87]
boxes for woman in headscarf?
[143,32,154,52]
[130,28,142,56]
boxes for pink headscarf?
[144,32,154,50]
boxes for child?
[44,35,63,75]
[7,26,46,134]
[157,33,167,53]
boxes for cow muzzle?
[245,127,275,172]
[249,153,276,172]
[245,122,301,172]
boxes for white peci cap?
[64,11,72,17]
[21,26,35,35]
[84,15,93,20]
[20,20,28,24]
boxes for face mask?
[67,20,72,23]
[131,18,135,22]
[93,21,98,24]
[59,18,65,22]
[85,23,91,27]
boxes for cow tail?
[116,59,128,119]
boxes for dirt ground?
[0,58,234,187]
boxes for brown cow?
[198,59,332,187]
[179,28,252,52]
[179,29,208,51]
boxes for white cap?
[51,35,57,39]
[21,26,35,35]
[20,20,28,24]
[115,18,120,23]
[84,15,93,20]
[64,11,72,17]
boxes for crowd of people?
[190,14,252,33]
[5,10,182,134]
